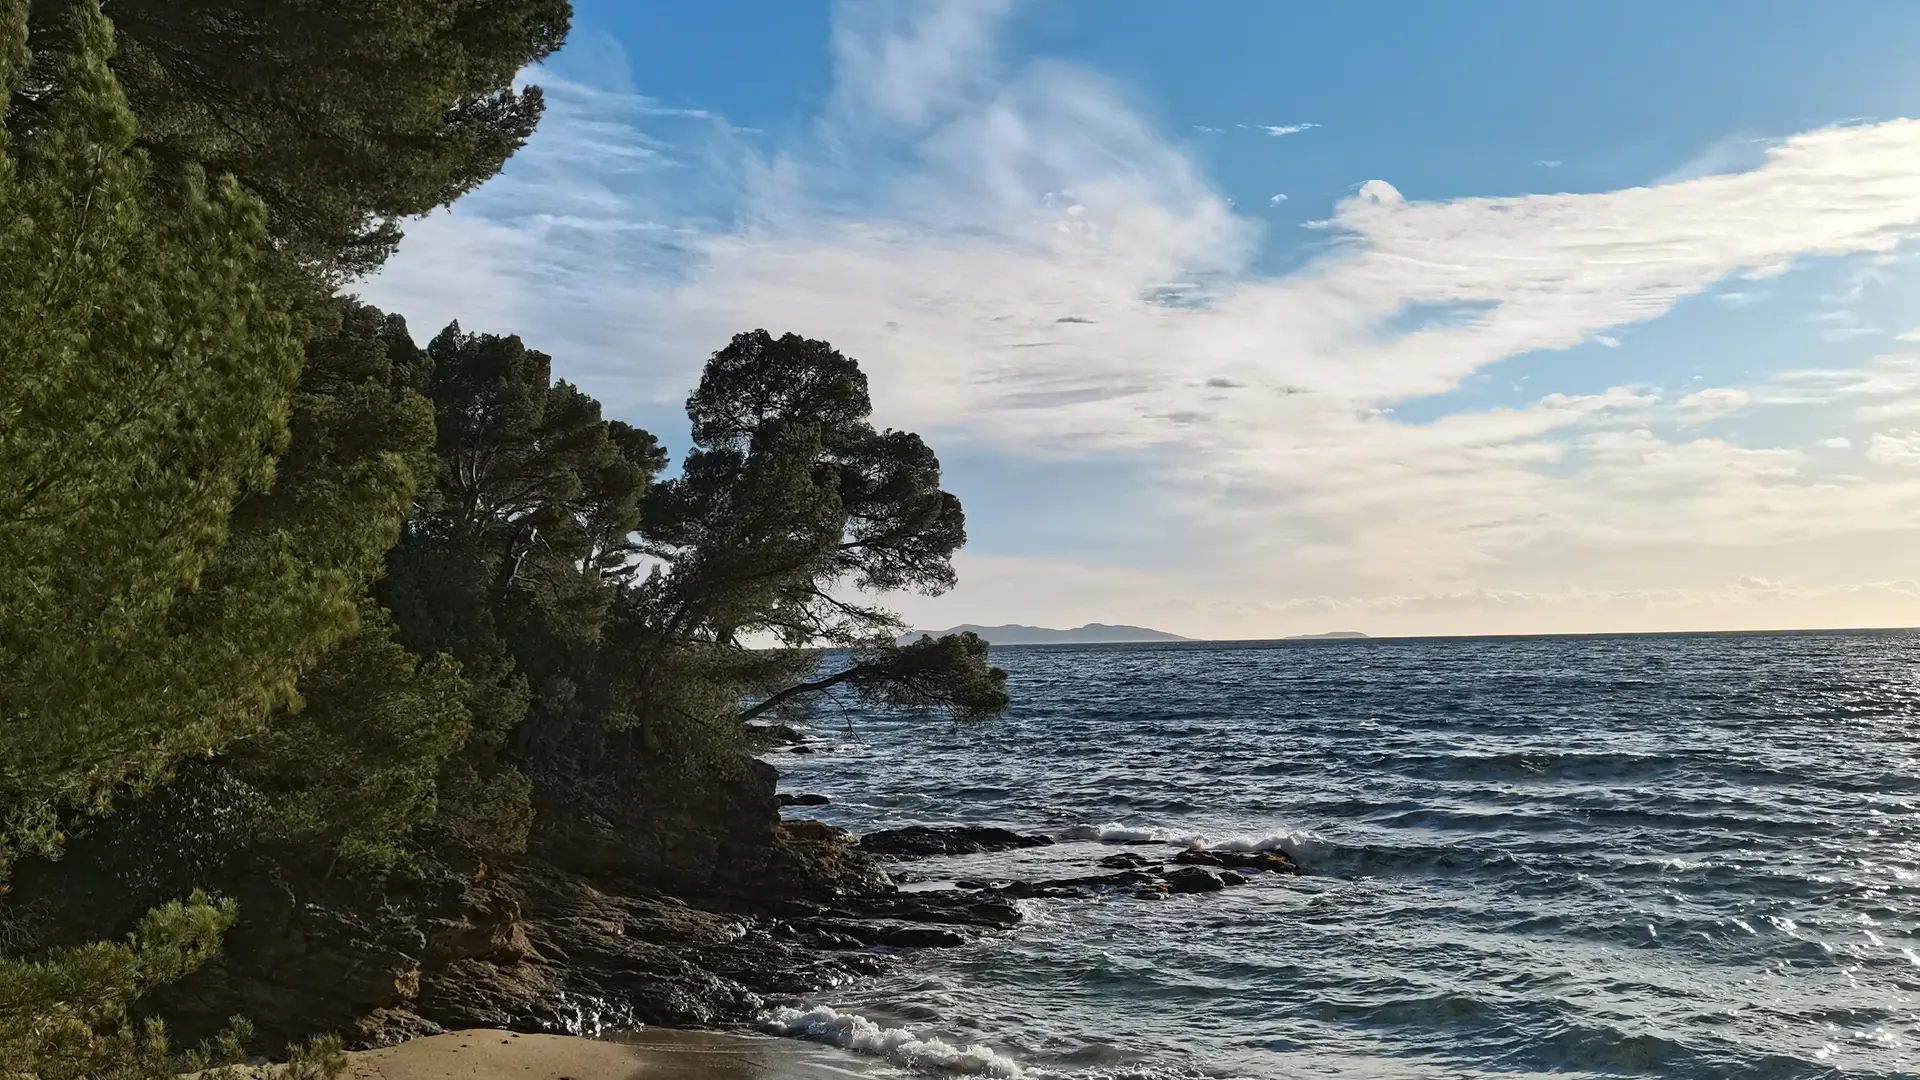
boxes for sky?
[362,0,1920,640]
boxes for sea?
[759,631,1920,1080]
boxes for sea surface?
[762,631,1920,1080]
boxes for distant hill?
[1286,631,1368,639]
[898,623,1188,646]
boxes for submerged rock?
[1173,848,1299,874]
[744,723,809,748]
[1163,866,1247,894]
[857,825,1055,858]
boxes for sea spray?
[761,1004,1028,1077]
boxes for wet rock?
[744,723,809,748]
[858,825,1055,859]
[788,920,969,950]
[1163,867,1240,894]
[1098,852,1157,871]
[1173,848,1299,874]
[839,889,1025,929]
[778,793,831,808]
[954,870,1161,900]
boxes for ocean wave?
[1053,822,1305,854]
[761,1004,1028,1078]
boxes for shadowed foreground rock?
[127,785,1299,1054]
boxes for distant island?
[1286,631,1369,639]
[900,623,1189,645]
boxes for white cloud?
[1268,193,1288,206]
[827,0,1014,130]
[361,3,1920,633]
[1593,334,1620,348]
[1256,123,1318,137]
[1867,430,1920,467]
[1677,386,1750,421]
[1813,436,1853,449]
[1536,159,1562,168]
[1766,350,1920,421]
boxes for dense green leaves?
[13,0,571,279]
[0,3,1004,1070]
[0,1,562,1072]
[645,330,970,647]
[223,609,471,869]
[0,893,231,1078]
[0,0,306,873]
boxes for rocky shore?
[135,728,1296,1057]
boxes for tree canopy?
[11,0,570,280]
[0,1,561,1072]
[0,3,1007,1072]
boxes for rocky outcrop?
[1173,848,1299,874]
[857,825,1055,858]
[136,735,1300,1061]
[530,759,782,896]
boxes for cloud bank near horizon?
[362,0,1920,638]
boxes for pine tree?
[11,0,572,280]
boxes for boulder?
[1098,852,1157,871]
[1163,867,1240,894]
[744,723,809,748]
[778,793,831,808]
[858,825,1055,859]
[1173,848,1299,874]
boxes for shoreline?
[323,1027,882,1080]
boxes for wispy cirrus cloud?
[363,0,1920,635]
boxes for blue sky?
[364,1,1920,638]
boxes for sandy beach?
[329,1029,877,1080]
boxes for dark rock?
[744,723,809,748]
[1173,848,1299,874]
[839,889,1024,929]
[1098,852,1157,870]
[531,757,783,895]
[858,825,1055,859]
[778,793,831,808]
[765,819,894,898]
[791,919,968,949]
[988,881,1087,900]
[1163,867,1232,894]
[789,745,815,754]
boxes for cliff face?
[530,756,785,894]
[145,743,895,1053]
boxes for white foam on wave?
[1055,822,1207,846]
[1054,822,1317,857]
[761,1004,1028,1078]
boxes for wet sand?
[336,1028,877,1080]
